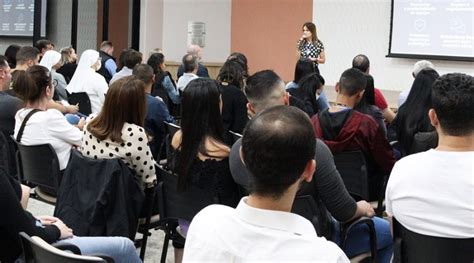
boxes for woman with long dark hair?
[296,22,325,74]
[293,73,325,117]
[354,74,386,135]
[147,52,180,107]
[216,60,248,134]
[390,69,439,156]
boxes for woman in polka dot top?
[81,76,156,189]
[296,22,326,74]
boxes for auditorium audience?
[177,54,199,91]
[184,106,349,262]
[97,41,117,83]
[110,49,142,85]
[177,44,209,79]
[66,49,109,114]
[4,44,20,68]
[398,60,434,107]
[352,54,396,123]
[81,76,156,189]
[57,46,78,83]
[133,64,174,159]
[290,72,325,117]
[312,68,395,200]
[39,50,69,101]
[354,74,387,136]
[0,167,141,263]
[13,65,83,172]
[216,59,248,134]
[0,56,22,136]
[386,73,473,239]
[147,52,180,105]
[389,69,439,156]
[230,69,392,261]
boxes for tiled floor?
[27,198,175,263]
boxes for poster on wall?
[0,0,46,37]
[187,21,206,48]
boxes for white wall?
[140,0,164,57]
[313,0,473,91]
[161,0,231,62]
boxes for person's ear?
[429,109,439,128]
[283,92,290,106]
[358,89,365,100]
[301,159,316,183]
[335,82,340,93]
[152,74,156,83]
[247,102,256,117]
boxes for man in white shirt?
[109,49,142,85]
[183,106,349,262]
[176,54,199,92]
[397,60,434,107]
[386,73,474,238]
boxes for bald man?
[177,44,209,79]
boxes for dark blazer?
[177,63,209,79]
[54,150,144,239]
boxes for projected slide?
[389,0,473,60]
[0,0,46,36]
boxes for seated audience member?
[97,41,117,83]
[312,68,395,200]
[81,76,156,189]
[389,69,439,156]
[66,49,109,114]
[352,54,396,123]
[116,48,131,72]
[147,52,180,105]
[133,64,174,159]
[354,74,386,136]
[386,73,473,240]
[226,52,249,80]
[216,59,248,134]
[39,50,69,101]
[177,44,209,78]
[0,168,141,263]
[0,55,22,136]
[291,72,325,117]
[4,44,20,68]
[176,54,199,92]
[286,58,330,111]
[56,46,78,83]
[398,60,434,107]
[184,106,349,262]
[168,78,240,262]
[10,46,40,81]
[34,39,54,60]
[13,66,83,172]
[110,49,142,85]
[231,70,392,261]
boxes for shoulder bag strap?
[16,109,41,143]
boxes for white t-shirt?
[109,67,133,85]
[183,197,349,262]
[386,149,474,238]
[14,109,83,170]
[177,73,198,92]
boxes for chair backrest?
[333,150,369,201]
[291,195,323,235]
[15,143,60,194]
[164,122,180,139]
[68,92,92,116]
[228,130,243,144]
[392,217,474,263]
[0,131,17,178]
[19,232,107,263]
[157,165,219,222]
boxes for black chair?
[156,164,219,263]
[68,92,92,116]
[0,131,17,178]
[19,232,113,263]
[291,195,377,263]
[392,217,474,263]
[135,185,160,261]
[163,122,181,161]
[333,151,387,216]
[15,142,60,204]
[228,130,243,144]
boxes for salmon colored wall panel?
[231,0,313,81]
[97,0,129,58]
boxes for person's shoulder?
[192,204,235,225]
[296,235,348,262]
[122,123,147,137]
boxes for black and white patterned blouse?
[297,39,324,64]
[81,119,156,188]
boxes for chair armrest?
[89,254,115,263]
[341,217,377,263]
[53,242,81,254]
[376,174,389,217]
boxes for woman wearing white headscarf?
[39,50,68,101]
[66,50,108,114]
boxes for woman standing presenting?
[297,22,325,74]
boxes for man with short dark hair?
[386,73,473,238]
[232,69,393,261]
[176,54,198,91]
[0,55,22,135]
[110,49,142,85]
[184,106,349,262]
[97,41,117,83]
[132,64,174,159]
[12,46,40,73]
[34,39,54,59]
[176,44,209,79]
[312,68,395,200]
[352,54,396,123]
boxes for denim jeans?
[316,90,330,111]
[55,236,141,263]
[331,216,393,263]
[64,114,80,125]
